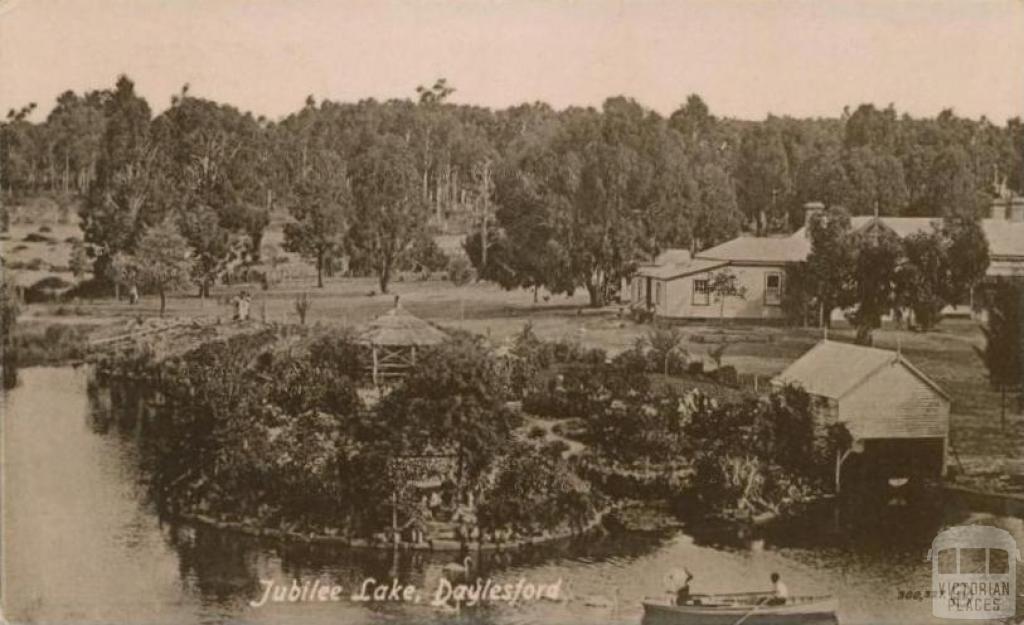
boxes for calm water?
[3,367,1021,625]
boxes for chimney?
[802,201,825,234]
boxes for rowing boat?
[642,592,838,625]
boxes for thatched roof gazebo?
[357,304,448,386]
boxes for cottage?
[774,340,951,488]
[625,238,804,320]
[626,194,1024,322]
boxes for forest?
[2,75,1023,307]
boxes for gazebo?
[357,304,448,386]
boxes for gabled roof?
[790,216,940,242]
[857,216,941,239]
[358,306,448,346]
[773,340,950,402]
[654,248,692,266]
[697,236,810,264]
[636,258,728,280]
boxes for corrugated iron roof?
[697,236,810,264]
[636,258,728,280]
[861,217,941,239]
[357,306,448,346]
[654,248,692,266]
[774,340,949,402]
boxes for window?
[655,281,664,307]
[693,279,710,306]
[959,548,986,574]
[937,549,957,574]
[989,548,1009,574]
[765,272,782,306]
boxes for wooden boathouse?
[774,340,951,492]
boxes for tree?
[843,146,908,216]
[708,268,747,324]
[80,76,164,284]
[45,90,106,194]
[941,216,990,305]
[283,151,351,288]
[844,104,898,153]
[69,238,89,279]
[736,124,791,235]
[692,163,742,250]
[797,207,858,326]
[104,251,138,300]
[152,93,269,297]
[913,145,985,218]
[846,229,903,344]
[1,280,19,389]
[792,141,850,215]
[348,135,428,294]
[669,94,714,143]
[134,221,192,316]
[975,282,1022,430]
[646,325,687,375]
[896,231,948,331]
[376,333,520,489]
[491,99,685,306]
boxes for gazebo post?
[411,345,416,366]
[372,343,379,387]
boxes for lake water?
[3,366,1021,624]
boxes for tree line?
[2,76,1023,305]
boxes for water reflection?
[3,367,1021,625]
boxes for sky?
[1,0,1023,123]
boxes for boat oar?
[731,595,769,625]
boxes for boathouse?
[773,340,951,488]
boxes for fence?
[735,372,770,393]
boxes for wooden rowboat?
[642,592,838,625]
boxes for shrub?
[446,255,474,286]
[611,342,649,374]
[38,225,52,233]
[23,232,55,243]
[306,330,366,382]
[686,361,704,375]
[527,425,548,439]
[712,365,738,387]
[407,235,449,273]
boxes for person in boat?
[767,572,788,606]
[674,568,694,606]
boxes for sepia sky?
[1,0,1023,122]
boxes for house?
[983,195,1024,278]
[774,340,951,485]
[625,237,803,320]
[625,194,1024,322]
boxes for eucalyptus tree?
[81,76,166,287]
[282,150,352,288]
[736,123,791,234]
[151,90,268,298]
[133,221,193,316]
[348,134,429,294]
